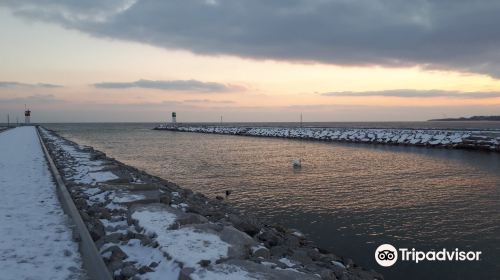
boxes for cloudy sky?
[1,0,500,122]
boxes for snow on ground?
[100,238,181,280]
[132,207,231,268]
[156,227,231,268]
[128,205,271,280]
[97,205,259,279]
[121,240,180,280]
[0,127,83,279]
[131,208,178,236]
[39,127,118,185]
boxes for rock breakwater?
[39,126,382,280]
[155,125,500,152]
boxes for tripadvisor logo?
[375,244,398,267]
[375,244,482,267]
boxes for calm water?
[44,122,500,280]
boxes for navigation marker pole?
[24,104,31,125]
[171,112,177,127]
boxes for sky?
[1,0,500,122]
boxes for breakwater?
[39,126,382,280]
[155,125,500,152]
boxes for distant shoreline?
[429,116,500,121]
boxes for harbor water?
[44,122,500,280]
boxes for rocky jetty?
[39,127,382,280]
[155,125,500,152]
[429,115,500,121]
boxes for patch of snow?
[260,261,276,267]
[131,207,231,268]
[105,202,127,211]
[83,187,102,196]
[88,190,111,205]
[102,251,112,259]
[0,127,83,279]
[100,218,128,231]
[88,171,119,183]
[179,202,189,211]
[39,127,118,186]
[278,258,296,267]
[251,245,266,253]
[157,227,230,267]
[118,239,180,280]
[191,264,258,280]
[131,209,178,236]
[113,192,147,203]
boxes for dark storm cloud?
[322,89,500,99]
[4,1,500,76]
[93,79,242,92]
[0,81,63,88]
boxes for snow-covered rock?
[155,125,500,151]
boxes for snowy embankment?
[155,125,500,151]
[39,126,382,280]
[0,127,83,279]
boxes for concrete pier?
[0,127,84,279]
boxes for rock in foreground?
[40,126,383,280]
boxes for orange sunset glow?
[1,3,500,122]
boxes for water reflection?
[46,123,500,280]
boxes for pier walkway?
[0,126,83,279]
